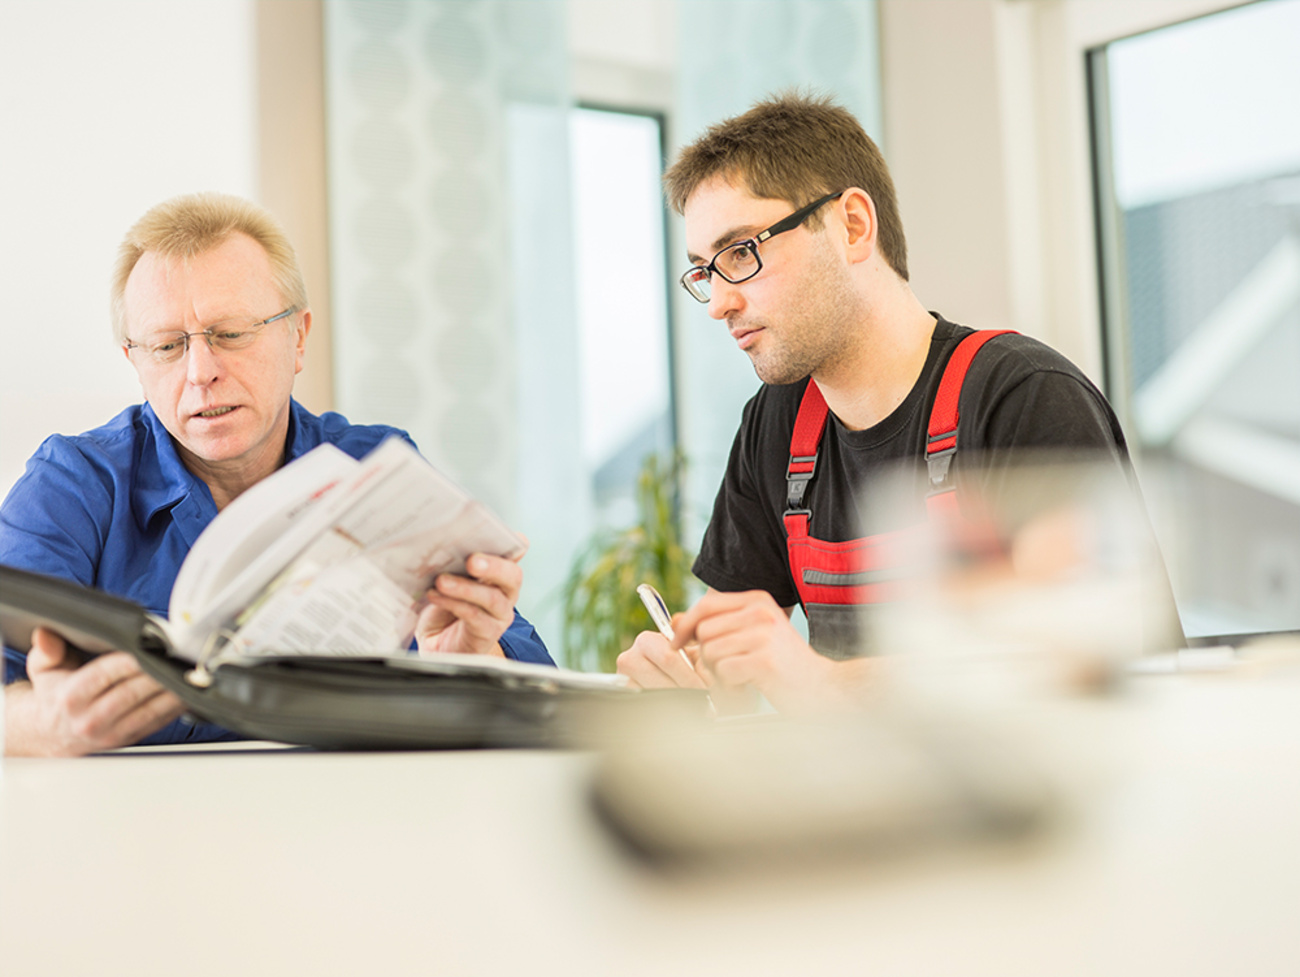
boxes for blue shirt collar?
[132,403,211,530]
[284,398,315,463]
[131,399,310,529]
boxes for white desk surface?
[5,670,1300,977]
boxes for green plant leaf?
[559,451,698,672]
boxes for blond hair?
[663,91,908,280]
[110,192,307,342]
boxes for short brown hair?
[664,91,908,280]
[110,192,308,343]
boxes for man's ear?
[840,188,877,264]
[294,308,313,374]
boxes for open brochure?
[1,557,647,752]
[162,436,524,666]
[0,437,629,690]
[0,562,628,693]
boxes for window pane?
[570,107,674,524]
[1093,0,1300,639]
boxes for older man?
[617,93,1148,713]
[2,192,550,756]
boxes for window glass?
[1091,0,1300,639]
[570,107,675,526]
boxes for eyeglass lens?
[683,242,762,302]
[680,191,843,304]
[136,323,264,364]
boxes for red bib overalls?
[782,330,1013,657]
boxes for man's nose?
[707,277,744,320]
[184,334,223,383]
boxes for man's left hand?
[670,589,840,715]
[414,552,524,658]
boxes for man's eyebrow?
[686,223,764,265]
[134,311,252,336]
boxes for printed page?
[231,547,418,655]
[324,466,523,597]
[385,652,631,690]
[226,444,524,656]
[168,437,421,659]
[169,443,357,624]
[172,437,526,661]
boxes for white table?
[5,666,1300,977]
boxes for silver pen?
[636,583,697,672]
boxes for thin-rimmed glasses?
[124,306,300,365]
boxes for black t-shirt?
[693,316,1133,629]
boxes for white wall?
[569,0,676,72]
[569,0,676,116]
[0,0,257,497]
[878,0,1251,381]
[0,0,1253,503]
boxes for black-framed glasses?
[679,191,844,303]
[124,306,300,365]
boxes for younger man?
[617,93,1136,712]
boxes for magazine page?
[168,443,357,625]
[385,652,631,690]
[192,438,526,660]
[167,437,421,660]
[228,537,418,655]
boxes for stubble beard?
[743,250,864,386]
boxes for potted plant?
[560,453,697,672]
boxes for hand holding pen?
[615,583,711,694]
[636,584,698,671]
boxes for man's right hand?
[616,631,710,691]
[616,630,760,715]
[4,627,186,757]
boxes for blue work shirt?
[0,400,553,744]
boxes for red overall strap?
[782,379,831,539]
[783,379,913,605]
[789,380,829,474]
[924,330,1014,496]
[783,329,1017,609]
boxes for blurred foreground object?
[589,461,1182,868]
[591,711,1057,868]
[867,457,1184,703]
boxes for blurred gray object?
[591,712,1056,868]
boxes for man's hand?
[5,627,186,757]
[669,590,845,715]
[616,631,711,691]
[414,552,524,658]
